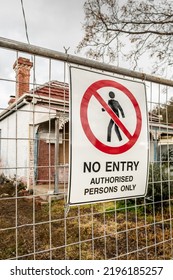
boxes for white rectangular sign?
[68,66,149,205]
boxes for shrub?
[146,162,173,202]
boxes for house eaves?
[0,96,30,121]
[0,93,69,121]
[150,122,173,135]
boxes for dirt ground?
[0,181,173,260]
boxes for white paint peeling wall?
[0,104,31,181]
[0,102,58,184]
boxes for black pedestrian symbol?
[102,91,125,142]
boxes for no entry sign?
[68,66,149,206]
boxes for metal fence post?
[54,116,59,194]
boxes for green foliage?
[152,97,173,124]
[147,163,173,202]
[161,148,173,166]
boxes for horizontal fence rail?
[1,36,173,87]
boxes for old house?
[0,57,69,190]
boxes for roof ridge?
[29,80,69,93]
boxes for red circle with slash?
[80,80,142,154]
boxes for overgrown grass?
[0,180,173,260]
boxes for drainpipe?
[54,116,59,194]
[34,130,39,183]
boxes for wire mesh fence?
[0,37,173,260]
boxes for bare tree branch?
[77,0,173,77]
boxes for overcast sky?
[0,0,86,108]
[0,0,85,52]
[0,0,169,109]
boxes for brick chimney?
[13,57,33,99]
